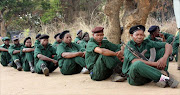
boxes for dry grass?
[18,14,178,45]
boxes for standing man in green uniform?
[8,35,24,71]
[34,34,58,76]
[85,27,125,82]
[0,37,12,66]
[21,37,35,73]
[74,30,82,44]
[79,32,90,49]
[172,31,180,69]
[52,33,62,50]
[57,30,88,75]
[122,25,179,88]
[146,25,174,44]
[34,34,41,47]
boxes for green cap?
[2,37,10,41]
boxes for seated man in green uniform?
[57,30,89,75]
[34,34,58,76]
[172,31,180,69]
[79,32,90,49]
[146,25,174,61]
[21,37,35,73]
[74,30,82,44]
[8,35,24,71]
[34,34,41,47]
[52,33,62,50]
[147,25,174,44]
[122,25,179,88]
[85,27,125,82]
[0,37,12,66]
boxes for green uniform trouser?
[35,59,58,74]
[22,52,34,71]
[90,55,122,81]
[11,53,22,68]
[0,52,11,66]
[60,57,85,75]
[128,61,162,86]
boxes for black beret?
[82,32,89,39]
[148,25,159,33]
[54,33,61,39]
[77,30,82,35]
[24,37,31,45]
[39,34,49,39]
[36,34,41,39]
[129,25,145,34]
[60,30,70,39]
[92,27,104,33]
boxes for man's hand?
[157,57,167,70]
[52,59,58,66]
[116,49,124,62]
[159,33,166,42]
[77,52,84,57]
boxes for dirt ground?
[0,62,180,95]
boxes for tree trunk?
[104,0,123,44]
[0,11,6,37]
[121,0,157,43]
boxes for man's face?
[93,32,104,43]
[4,40,10,46]
[40,39,49,46]
[78,32,82,38]
[152,28,160,37]
[62,33,72,44]
[25,39,32,47]
[13,39,19,45]
[56,36,62,43]
[131,30,145,44]
[83,34,90,42]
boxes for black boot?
[14,59,22,71]
[29,62,35,73]
[40,63,49,76]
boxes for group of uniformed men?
[0,25,179,88]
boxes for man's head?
[129,25,145,44]
[2,37,10,46]
[92,27,104,43]
[54,33,62,43]
[24,37,32,47]
[39,34,49,46]
[12,35,20,45]
[82,32,89,42]
[77,30,82,38]
[36,34,41,40]
[148,25,160,37]
[60,30,72,44]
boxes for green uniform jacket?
[146,32,174,44]
[79,40,88,49]
[85,37,121,70]
[52,41,60,50]
[122,39,166,74]
[74,37,81,43]
[8,44,24,57]
[34,44,56,65]
[20,46,34,62]
[0,44,11,66]
[56,41,85,68]
[34,40,40,47]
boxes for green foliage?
[40,0,62,23]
